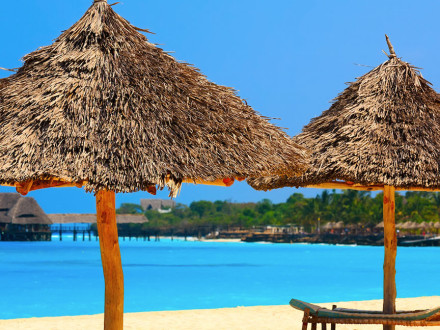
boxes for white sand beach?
[1,296,440,330]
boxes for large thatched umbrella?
[249,36,440,330]
[0,1,307,329]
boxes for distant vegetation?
[116,190,440,233]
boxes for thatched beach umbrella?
[0,1,307,328]
[322,221,335,231]
[249,36,440,330]
[409,222,419,233]
[401,221,413,230]
[434,222,440,234]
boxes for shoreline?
[7,234,440,248]
[2,297,440,329]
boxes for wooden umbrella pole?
[96,190,124,330]
[383,185,397,330]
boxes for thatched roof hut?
[48,213,148,224]
[8,197,52,225]
[0,193,21,223]
[141,199,176,211]
[322,222,334,230]
[0,193,51,225]
[401,221,413,230]
[248,40,440,191]
[0,0,306,197]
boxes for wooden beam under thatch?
[4,175,243,197]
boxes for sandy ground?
[1,296,440,330]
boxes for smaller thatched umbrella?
[409,222,418,229]
[322,222,335,231]
[376,221,385,229]
[249,35,440,330]
[434,222,440,234]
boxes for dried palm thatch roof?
[0,193,52,225]
[48,214,97,224]
[249,36,440,191]
[322,222,335,230]
[0,78,8,90]
[0,0,307,196]
[9,197,52,225]
[0,193,21,223]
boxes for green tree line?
[116,190,440,232]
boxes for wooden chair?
[290,299,440,329]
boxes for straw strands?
[0,1,307,196]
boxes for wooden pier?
[51,225,94,241]
[0,230,51,241]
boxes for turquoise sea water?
[0,237,438,319]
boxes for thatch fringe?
[0,1,307,196]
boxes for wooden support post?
[96,190,124,330]
[331,305,336,330]
[302,308,310,330]
[383,185,397,330]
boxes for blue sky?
[1,1,440,213]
